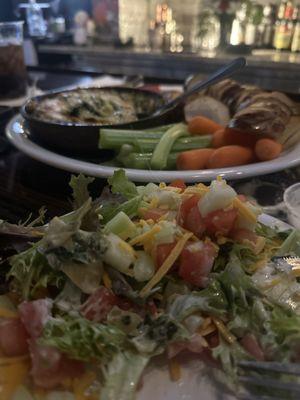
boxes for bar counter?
[37,43,300,94]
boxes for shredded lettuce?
[101,350,150,400]
[276,229,300,257]
[41,315,126,362]
[8,243,65,299]
[100,170,143,223]
[168,280,228,321]
[108,169,139,199]
[69,174,95,209]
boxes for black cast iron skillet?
[21,86,183,156]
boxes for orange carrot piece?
[223,128,259,148]
[188,116,223,135]
[206,145,254,169]
[177,148,215,170]
[212,129,227,148]
[255,138,283,161]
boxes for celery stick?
[120,152,178,170]
[150,123,187,170]
[126,135,211,153]
[99,126,189,149]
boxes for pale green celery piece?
[116,144,135,165]
[133,251,155,282]
[103,233,136,275]
[137,182,159,196]
[150,123,188,170]
[101,351,150,400]
[104,211,137,240]
[121,152,178,170]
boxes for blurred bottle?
[274,0,294,50]
[258,4,276,48]
[217,0,234,47]
[26,0,47,37]
[291,6,300,51]
[230,2,248,45]
[195,9,220,52]
[244,4,263,46]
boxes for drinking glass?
[0,22,27,99]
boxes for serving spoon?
[152,57,247,117]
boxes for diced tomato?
[204,208,238,237]
[156,242,177,269]
[117,297,133,311]
[177,195,200,226]
[230,228,259,244]
[0,318,29,357]
[30,341,84,389]
[206,332,220,348]
[81,286,118,322]
[169,179,187,191]
[19,299,52,338]
[178,241,217,287]
[240,334,265,361]
[147,300,157,316]
[237,194,247,202]
[177,195,206,238]
[140,208,167,222]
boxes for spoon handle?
[155,57,246,116]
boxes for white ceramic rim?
[6,114,300,183]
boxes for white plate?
[6,114,300,183]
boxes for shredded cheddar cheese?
[0,357,29,399]
[102,271,112,290]
[0,308,19,319]
[140,232,193,297]
[183,186,209,196]
[233,197,257,223]
[73,371,97,400]
[213,318,236,344]
[168,358,181,382]
[129,225,161,246]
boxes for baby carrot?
[177,148,215,170]
[255,138,283,161]
[223,128,259,148]
[212,127,259,148]
[212,129,227,148]
[188,116,223,135]
[206,145,254,169]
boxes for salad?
[0,170,300,400]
